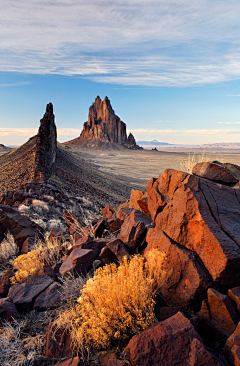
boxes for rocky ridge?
[65,96,141,150]
[2,160,240,364]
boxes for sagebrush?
[54,252,166,353]
[11,234,71,284]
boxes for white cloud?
[0,128,81,136]
[226,94,240,97]
[185,129,240,135]
[58,128,81,136]
[130,128,240,136]
[129,128,179,134]
[0,128,38,136]
[218,122,240,124]
[0,81,31,87]
[1,1,240,86]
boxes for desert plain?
[69,145,240,188]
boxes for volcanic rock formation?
[65,96,140,150]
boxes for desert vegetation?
[0,232,18,272]
[53,251,166,355]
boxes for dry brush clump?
[11,234,72,284]
[59,273,88,305]
[11,250,42,284]
[0,318,46,366]
[53,251,166,354]
[179,152,223,174]
[0,232,18,271]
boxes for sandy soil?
[69,146,240,188]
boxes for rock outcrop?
[34,103,57,182]
[65,96,140,150]
[2,160,240,364]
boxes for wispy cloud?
[58,128,80,136]
[226,94,240,97]
[0,128,80,136]
[0,128,37,136]
[185,129,240,135]
[1,1,240,86]
[218,122,240,124]
[130,128,240,136]
[0,81,31,87]
[129,128,179,135]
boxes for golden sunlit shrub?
[54,253,166,353]
[11,250,43,284]
[145,248,168,288]
[10,233,72,284]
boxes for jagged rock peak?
[80,96,127,144]
[127,133,137,147]
[34,103,57,182]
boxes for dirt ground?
[69,146,240,189]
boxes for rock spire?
[34,103,57,182]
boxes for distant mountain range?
[202,142,240,148]
[137,139,172,145]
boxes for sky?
[1,1,240,145]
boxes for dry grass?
[0,232,18,261]
[0,309,57,366]
[59,273,88,305]
[35,232,71,267]
[53,253,166,354]
[0,232,18,271]
[31,200,49,214]
[11,234,72,284]
[0,319,46,366]
[179,152,213,173]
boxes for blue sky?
[1,0,240,145]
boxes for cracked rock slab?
[125,312,224,366]
[145,228,211,306]
[7,275,54,313]
[150,169,240,286]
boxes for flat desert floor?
[70,146,240,190]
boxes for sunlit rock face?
[80,96,128,144]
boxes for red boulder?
[125,312,224,366]
[59,248,94,276]
[145,229,211,306]
[192,162,238,184]
[118,209,152,251]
